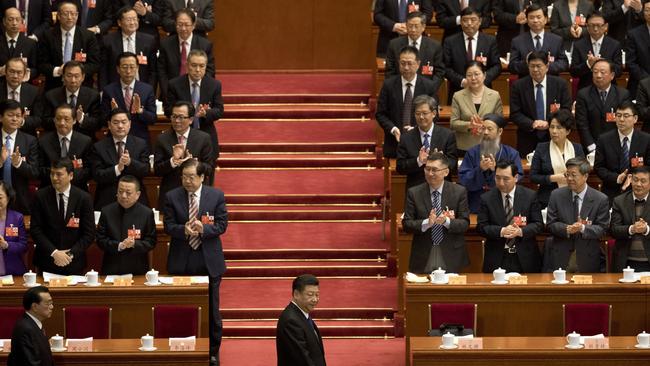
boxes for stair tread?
[229,205,380,211]
[224,320,393,327]
[226,260,387,268]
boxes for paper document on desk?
[104,274,133,283]
[42,272,86,284]
[579,334,604,344]
[0,275,14,285]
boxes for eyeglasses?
[587,23,605,29]
[59,11,78,18]
[171,115,190,120]
[399,61,417,67]
[119,65,138,70]
[465,72,483,79]
[424,167,448,174]
[414,111,433,118]
[563,172,583,179]
[615,113,635,119]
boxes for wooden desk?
[0,276,208,339]
[410,336,650,366]
[0,338,209,366]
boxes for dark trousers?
[501,251,524,273]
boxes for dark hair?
[117,5,136,20]
[180,158,207,177]
[292,274,319,293]
[496,161,518,176]
[109,107,130,120]
[465,60,486,74]
[52,158,74,173]
[527,50,549,65]
[0,181,16,206]
[118,175,141,191]
[592,58,614,73]
[565,157,591,175]
[412,95,438,114]
[631,165,650,176]
[62,60,85,75]
[549,109,576,130]
[586,11,606,23]
[172,101,195,118]
[117,51,138,66]
[460,6,481,17]
[0,99,23,115]
[399,45,420,61]
[525,3,547,17]
[23,286,50,311]
[54,103,75,116]
[5,57,27,71]
[617,100,639,116]
[427,151,449,167]
[406,11,427,24]
[57,0,78,12]
[175,8,196,23]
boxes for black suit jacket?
[602,0,643,43]
[492,0,541,56]
[443,31,501,98]
[477,185,544,273]
[89,134,151,209]
[0,0,52,39]
[100,31,158,88]
[117,0,164,37]
[570,35,623,91]
[375,75,438,158]
[161,0,215,36]
[396,125,457,190]
[276,302,326,366]
[0,130,39,214]
[43,86,102,138]
[529,141,585,207]
[100,80,157,142]
[38,131,92,189]
[70,0,114,34]
[435,0,492,41]
[575,84,630,150]
[157,34,216,102]
[30,185,95,275]
[0,33,38,78]
[0,81,43,135]
[637,77,650,132]
[96,201,156,275]
[154,128,215,207]
[509,74,572,155]
[509,31,569,76]
[549,0,594,52]
[37,26,101,90]
[7,313,54,366]
[163,185,227,277]
[166,75,224,157]
[373,0,433,56]
[625,24,650,98]
[385,35,444,92]
[610,190,650,272]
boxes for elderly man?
[373,0,433,57]
[7,286,54,366]
[625,1,650,99]
[458,113,523,213]
[0,58,42,135]
[0,8,38,80]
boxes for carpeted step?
[219,72,372,96]
[225,248,388,260]
[223,93,369,104]
[228,204,382,221]
[218,152,379,168]
[223,319,395,337]
[224,103,371,119]
[224,259,390,277]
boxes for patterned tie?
[60,137,68,158]
[430,191,444,246]
[191,83,200,129]
[188,193,201,250]
[9,90,18,102]
[466,36,473,62]
[593,42,600,56]
[573,195,580,221]
[180,41,188,75]
[622,136,630,170]
[124,86,132,112]
[402,83,413,128]
[504,194,515,248]
[600,90,607,104]
[423,133,430,150]
[3,135,12,187]
[116,141,124,158]
[126,36,135,53]
[69,94,77,110]
[63,32,72,63]
[534,35,542,51]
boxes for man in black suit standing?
[402,152,470,273]
[97,175,156,275]
[90,108,151,209]
[385,11,444,90]
[30,158,95,275]
[0,8,38,80]
[0,58,42,135]
[443,6,501,101]
[70,0,114,36]
[161,0,214,37]
[117,0,164,39]
[570,12,623,91]
[509,4,569,77]
[376,45,439,158]
[163,158,227,366]
[166,49,224,158]
[493,0,542,57]
[477,161,544,273]
[0,99,39,214]
[155,101,215,208]
[7,286,54,366]
[37,1,101,90]
[435,0,492,42]
[594,101,650,200]
[575,59,630,153]
[276,274,326,366]
[397,95,457,191]
[373,0,433,57]
[637,76,650,132]
[510,51,572,156]
[601,0,643,43]
[625,2,650,98]
[0,0,51,40]
[157,8,216,103]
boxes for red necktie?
[180,41,188,75]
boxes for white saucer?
[565,344,584,349]
[84,282,102,287]
[439,344,458,349]
[490,280,508,285]
[551,280,570,285]
[51,347,67,352]
[139,346,157,351]
[431,280,448,285]
[619,278,638,283]
[144,281,161,286]
[635,344,650,349]
[23,282,41,287]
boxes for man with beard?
[458,113,523,213]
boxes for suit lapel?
[492,189,507,225]
[580,189,594,219]
[66,188,78,222]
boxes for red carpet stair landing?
[215,72,399,343]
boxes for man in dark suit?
[477,161,544,273]
[155,101,215,208]
[90,108,151,209]
[69,0,114,35]
[117,0,164,39]
[42,61,102,138]
[7,286,54,366]
[397,95,457,191]
[594,101,650,200]
[0,100,39,214]
[163,158,227,366]
[1,8,38,80]
[435,0,492,42]
[570,12,623,91]
[575,59,630,153]
[493,0,544,57]
[509,4,569,77]
[610,165,650,272]
[37,1,101,90]
[0,58,42,135]
[637,76,650,132]
[30,158,95,275]
[510,51,572,156]
[385,11,444,90]
[442,6,501,101]
[602,0,643,43]
[0,0,51,40]
[161,0,214,36]
[38,104,92,190]
[373,0,433,57]
[166,49,224,158]
[403,152,470,273]
[100,6,158,88]
[97,175,156,275]
[625,3,650,98]
[276,274,326,366]
[547,157,610,272]
[157,8,216,103]
[101,52,157,143]
[376,45,439,158]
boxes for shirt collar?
[573,185,588,200]
[180,33,193,47]
[26,312,43,330]
[122,31,136,41]
[189,77,202,88]
[618,129,634,144]
[590,35,604,44]
[61,26,76,36]
[7,84,21,95]
[189,184,203,202]
[177,129,190,140]
[120,79,136,90]
[66,88,79,98]
[429,180,444,195]
[1,129,18,141]
[633,193,649,201]
[501,185,517,200]
[463,32,478,41]
[598,85,611,95]
[291,301,310,319]
[401,74,417,86]
[531,30,544,39]
[5,32,17,42]
[408,35,422,46]
[56,183,72,197]
[57,130,73,142]
[419,124,434,138]
[532,75,547,88]
[114,135,128,145]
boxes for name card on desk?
[448,276,467,285]
[572,275,593,284]
[172,277,192,286]
[584,337,609,349]
[113,277,132,286]
[509,276,528,284]
[640,276,650,284]
[66,338,93,352]
[49,278,68,287]
[457,338,483,349]
[169,336,196,351]
[0,339,11,352]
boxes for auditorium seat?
[563,303,612,336]
[63,306,112,339]
[152,305,202,338]
[428,303,477,335]
[0,307,24,338]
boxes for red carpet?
[219,72,373,95]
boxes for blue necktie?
[3,135,12,187]
[423,133,430,150]
[431,191,444,246]
[535,83,544,121]
[398,0,407,22]
[63,32,72,63]
[191,82,200,129]
[622,136,630,170]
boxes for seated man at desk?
[402,152,470,274]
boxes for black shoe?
[210,355,220,366]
